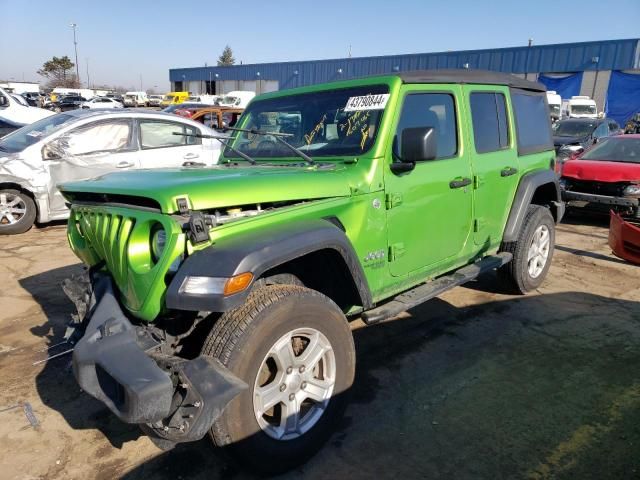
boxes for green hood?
[60,163,361,213]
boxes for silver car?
[0,109,221,234]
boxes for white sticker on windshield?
[26,131,43,137]
[344,94,390,112]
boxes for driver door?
[385,87,473,277]
[47,118,139,214]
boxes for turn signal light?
[224,272,254,296]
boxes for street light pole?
[70,23,80,86]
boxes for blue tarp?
[537,73,583,99]
[605,71,640,126]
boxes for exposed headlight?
[151,227,166,262]
[623,184,640,196]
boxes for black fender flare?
[502,169,564,243]
[166,218,373,313]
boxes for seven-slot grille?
[75,209,136,289]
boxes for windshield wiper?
[225,126,316,166]
[172,132,256,165]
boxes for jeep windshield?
[224,85,389,159]
[0,113,74,154]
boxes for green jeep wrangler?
[60,70,563,473]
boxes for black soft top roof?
[396,69,546,92]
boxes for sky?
[1,0,638,91]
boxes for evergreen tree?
[217,46,236,66]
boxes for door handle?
[183,153,200,160]
[500,166,518,177]
[116,161,133,168]
[449,177,472,189]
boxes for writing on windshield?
[224,85,389,159]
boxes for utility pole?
[140,74,143,91]
[70,23,80,86]
[86,57,90,88]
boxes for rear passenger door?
[137,119,206,168]
[463,86,519,248]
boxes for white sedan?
[80,97,123,109]
[0,110,222,234]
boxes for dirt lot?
[0,217,639,479]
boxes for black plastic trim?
[72,273,174,424]
[398,69,546,92]
[503,169,562,242]
[166,219,373,312]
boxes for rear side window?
[394,93,457,159]
[511,91,553,155]
[470,92,509,153]
[139,120,201,149]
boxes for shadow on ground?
[23,265,640,479]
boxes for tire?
[498,205,555,294]
[0,189,37,235]
[202,284,355,475]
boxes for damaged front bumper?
[562,191,639,210]
[71,272,247,445]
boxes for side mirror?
[0,95,7,107]
[390,127,437,174]
[401,127,437,162]
[41,138,67,160]
[42,144,60,160]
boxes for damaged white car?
[0,110,222,234]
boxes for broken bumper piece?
[72,273,247,444]
[609,211,640,265]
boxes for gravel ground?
[0,216,638,479]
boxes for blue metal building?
[170,38,640,122]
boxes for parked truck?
[562,95,598,119]
[123,91,149,107]
[60,70,562,474]
[546,90,562,123]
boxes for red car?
[560,134,640,218]
[560,134,640,264]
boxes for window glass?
[593,123,608,138]
[226,85,389,158]
[394,93,457,159]
[65,121,132,156]
[581,137,640,163]
[140,121,201,149]
[511,92,553,155]
[0,114,74,153]
[470,93,509,153]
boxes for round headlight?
[151,228,166,262]
[623,184,640,196]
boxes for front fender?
[166,218,372,312]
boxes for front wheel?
[202,284,355,475]
[498,205,555,293]
[0,189,36,235]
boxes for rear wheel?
[202,284,355,475]
[0,189,36,235]
[498,205,555,293]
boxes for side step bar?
[361,253,512,325]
